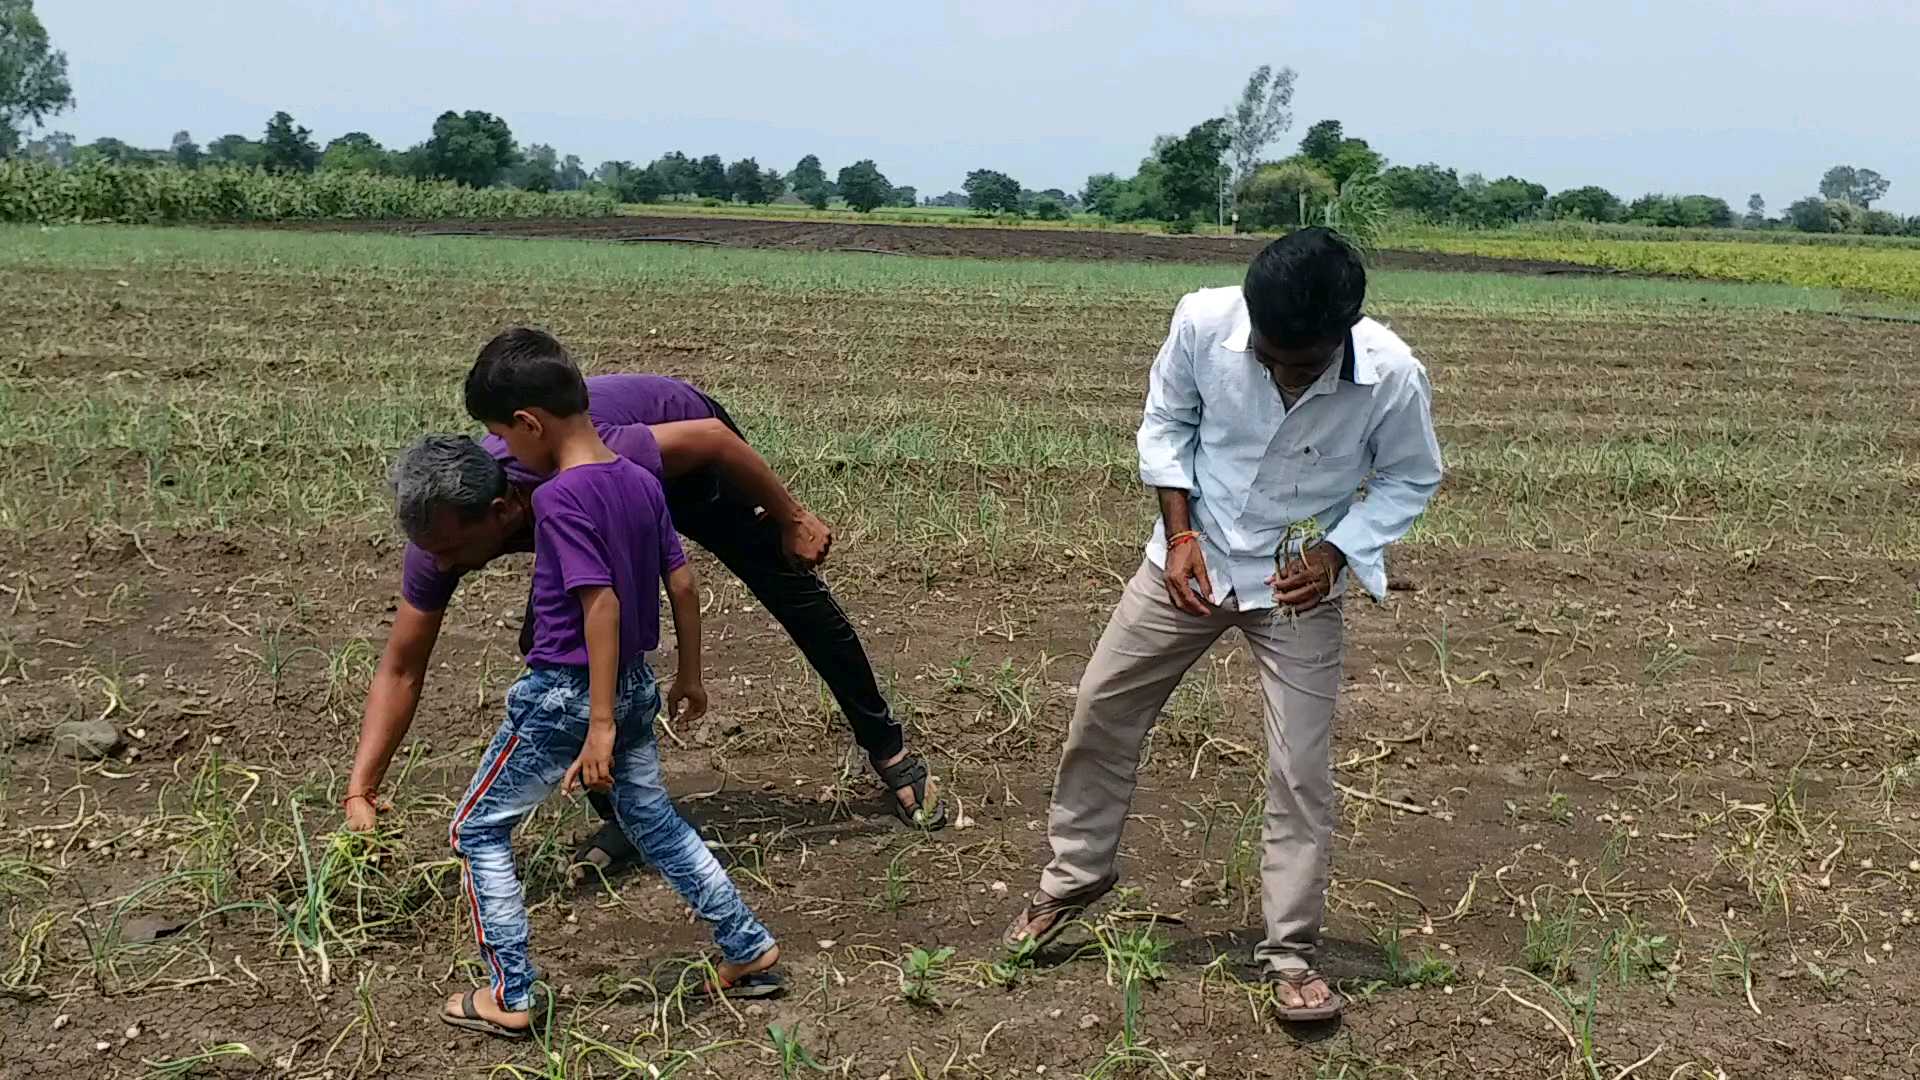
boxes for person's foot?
[443,989,529,1035]
[715,942,779,986]
[876,749,929,813]
[1267,967,1345,1022]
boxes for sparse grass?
[1524,894,1590,984]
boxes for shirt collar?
[1225,304,1376,386]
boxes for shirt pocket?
[1252,439,1367,516]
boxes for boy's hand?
[779,507,833,568]
[667,678,708,724]
[342,792,386,831]
[564,722,616,794]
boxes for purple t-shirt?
[399,374,717,612]
[525,458,687,669]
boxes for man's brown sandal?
[1266,967,1345,1022]
[1001,871,1119,951]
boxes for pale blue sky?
[40,0,1920,214]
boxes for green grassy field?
[4,225,1920,1079]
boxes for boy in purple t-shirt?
[438,329,781,1039]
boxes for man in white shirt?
[1002,228,1442,1022]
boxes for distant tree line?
[4,5,1911,237]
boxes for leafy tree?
[790,153,832,208]
[1858,208,1904,235]
[1225,63,1297,186]
[647,151,694,196]
[963,168,1023,214]
[925,190,968,208]
[592,160,663,203]
[1546,185,1622,222]
[1819,164,1890,208]
[1155,118,1231,224]
[1081,172,1123,216]
[321,132,388,174]
[417,110,518,188]
[74,137,142,166]
[1625,193,1732,228]
[1454,174,1546,226]
[1786,195,1832,232]
[205,133,265,169]
[1378,163,1459,218]
[761,169,788,203]
[556,154,587,191]
[1325,139,1383,188]
[1298,120,1344,168]
[689,153,727,199]
[170,130,201,169]
[513,143,560,192]
[726,157,767,203]
[889,184,915,207]
[1031,195,1068,220]
[1236,160,1336,231]
[835,159,892,212]
[1744,193,1766,228]
[0,0,72,158]
[261,111,319,174]
[20,127,68,166]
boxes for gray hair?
[389,434,508,541]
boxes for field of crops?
[0,161,617,225]
[1393,224,1920,302]
[2,225,1918,1079]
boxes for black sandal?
[875,752,947,830]
[440,987,541,1040]
[1265,967,1345,1022]
[572,821,639,880]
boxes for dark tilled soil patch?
[274,213,1626,276]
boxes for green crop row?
[0,161,617,225]
[1392,230,1920,302]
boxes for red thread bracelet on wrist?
[1167,530,1202,548]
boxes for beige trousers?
[1039,560,1344,972]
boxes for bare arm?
[651,418,831,566]
[563,586,620,794]
[1157,487,1215,616]
[344,601,444,827]
[663,562,707,722]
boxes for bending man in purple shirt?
[345,365,945,870]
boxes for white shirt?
[1137,287,1443,608]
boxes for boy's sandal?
[702,968,786,1000]
[572,821,639,876]
[1265,968,1345,1022]
[876,752,948,830]
[1001,870,1120,951]
[440,987,538,1041]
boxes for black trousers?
[528,403,903,826]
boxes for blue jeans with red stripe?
[449,661,775,1011]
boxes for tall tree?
[1819,164,1889,208]
[205,133,265,169]
[692,153,729,199]
[1155,118,1231,223]
[513,143,560,192]
[760,168,787,203]
[963,168,1023,214]
[1787,196,1831,232]
[835,159,893,212]
[1546,185,1622,222]
[170,130,202,169]
[556,154,587,191]
[417,110,518,187]
[1325,139,1383,188]
[1378,163,1459,219]
[891,184,916,207]
[0,0,72,158]
[790,153,831,208]
[1225,64,1297,186]
[1744,193,1766,227]
[261,111,319,174]
[649,151,693,196]
[321,132,387,174]
[725,157,766,203]
[1298,120,1344,168]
